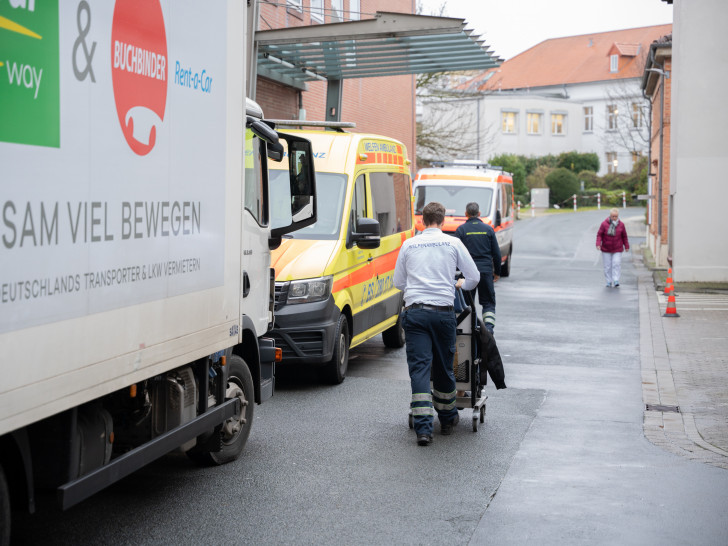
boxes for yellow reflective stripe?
[434,400,457,411]
[411,393,432,403]
[432,388,456,400]
[411,407,435,416]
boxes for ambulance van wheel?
[323,314,349,384]
[188,355,254,466]
[382,312,405,348]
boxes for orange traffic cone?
[663,268,674,295]
[663,291,680,317]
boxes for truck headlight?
[287,276,333,304]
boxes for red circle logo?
[110,0,168,156]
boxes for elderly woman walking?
[596,208,630,287]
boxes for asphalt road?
[12,208,728,545]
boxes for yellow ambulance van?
[412,161,515,276]
[267,122,414,383]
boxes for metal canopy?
[255,12,502,86]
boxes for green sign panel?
[0,1,60,147]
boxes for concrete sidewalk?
[637,249,728,470]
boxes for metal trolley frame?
[408,287,487,432]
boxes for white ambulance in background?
[412,161,515,276]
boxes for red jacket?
[596,218,629,253]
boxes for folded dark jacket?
[477,319,506,389]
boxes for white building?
[668,0,728,282]
[420,25,672,176]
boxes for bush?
[545,168,579,206]
[577,170,600,190]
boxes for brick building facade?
[254,0,417,165]
[643,37,672,267]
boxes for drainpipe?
[657,65,665,247]
[642,85,653,229]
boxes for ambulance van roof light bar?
[431,160,503,171]
[268,120,356,132]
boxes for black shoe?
[417,434,433,446]
[440,414,460,435]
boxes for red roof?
[464,24,672,91]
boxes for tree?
[557,151,600,173]
[526,165,554,190]
[414,2,496,165]
[601,55,650,159]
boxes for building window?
[349,0,360,20]
[527,112,542,134]
[551,113,566,135]
[631,102,643,128]
[584,106,593,132]
[606,152,618,174]
[607,104,618,131]
[501,111,517,134]
[310,0,324,22]
[286,0,303,11]
[330,0,343,21]
[631,151,642,164]
[610,54,619,73]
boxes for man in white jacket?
[394,202,480,446]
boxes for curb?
[637,255,728,470]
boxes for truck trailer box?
[0,1,316,541]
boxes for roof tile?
[464,24,672,91]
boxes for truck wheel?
[189,355,254,466]
[0,463,10,546]
[382,312,405,348]
[323,314,349,384]
[500,248,512,278]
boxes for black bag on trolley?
[476,318,506,390]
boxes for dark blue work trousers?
[402,307,458,436]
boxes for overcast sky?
[418,0,673,60]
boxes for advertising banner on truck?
[1,0,227,334]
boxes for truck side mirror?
[495,210,502,228]
[269,132,317,246]
[351,218,380,249]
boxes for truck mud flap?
[57,397,240,510]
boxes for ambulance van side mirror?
[351,218,380,249]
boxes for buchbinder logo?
[110,0,168,156]
[0,0,60,147]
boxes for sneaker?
[417,434,433,446]
[614,282,620,287]
[606,282,612,287]
[440,414,460,435]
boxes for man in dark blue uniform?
[454,202,501,334]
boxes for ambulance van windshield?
[271,171,347,239]
[413,185,494,217]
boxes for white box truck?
[0,1,316,541]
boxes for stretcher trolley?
[408,287,487,432]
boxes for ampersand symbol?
[72,1,96,82]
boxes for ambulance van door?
[366,170,412,348]
[324,173,377,384]
[497,179,514,277]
